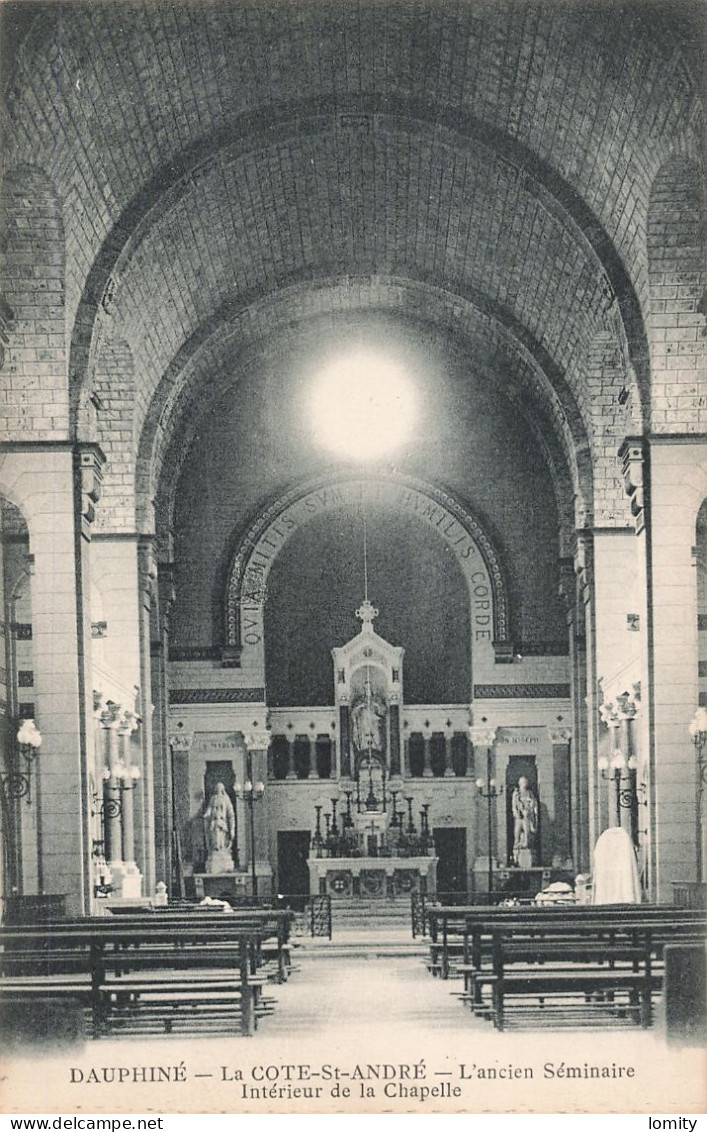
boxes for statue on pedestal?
[203,782,236,874]
[352,697,386,753]
[511,776,538,867]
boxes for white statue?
[352,697,386,753]
[203,782,235,853]
[511,776,538,866]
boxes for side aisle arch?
[222,473,515,676]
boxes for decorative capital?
[119,710,140,736]
[548,727,572,745]
[468,726,497,748]
[616,691,638,720]
[243,729,272,752]
[599,702,619,727]
[100,700,123,729]
[169,728,192,753]
[618,437,646,533]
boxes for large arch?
[65,98,651,435]
[137,281,593,553]
[222,472,515,678]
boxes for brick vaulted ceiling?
[1,1,704,536]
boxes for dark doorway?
[277,831,312,910]
[203,760,238,869]
[433,827,467,902]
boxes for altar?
[308,855,437,900]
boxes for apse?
[264,500,471,706]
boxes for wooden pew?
[0,912,292,1038]
[425,907,705,1030]
[427,904,705,980]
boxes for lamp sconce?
[1,718,43,806]
[598,750,646,810]
[475,776,504,798]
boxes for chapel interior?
[1,0,705,935]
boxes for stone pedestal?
[206,850,235,875]
[110,862,143,899]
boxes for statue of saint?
[511,776,538,866]
[203,782,236,853]
[352,697,386,753]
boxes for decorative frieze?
[169,687,266,704]
[473,684,571,699]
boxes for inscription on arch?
[223,474,513,672]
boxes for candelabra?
[598,749,645,834]
[0,719,43,894]
[475,751,503,900]
[235,754,266,896]
[1,719,42,806]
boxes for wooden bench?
[427,904,706,980]
[428,909,705,1030]
[0,913,292,1038]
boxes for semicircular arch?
[222,472,516,687]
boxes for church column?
[243,730,271,892]
[389,702,401,776]
[1,446,104,913]
[167,728,191,899]
[575,531,598,861]
[549,727,573,866]
[443,724,454,778]
[617,700,635,838]
[118,711,139,870]
[151,557,175,889]
[339,704,351,778]
[422,723,433,778]
[599,703,621,828]
[285,735,296,780]
[308,731,317,779]
[101,702,123,868]
[560,557,590,871]
[469,726,498,876]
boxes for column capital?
[93,689,108,720]
[243,729,271,752]
[599,701,620,727]
[169,729,192,753]
[468,726,497,747]
[100,700,123,729]
[118,710,140,736]
[548,727,572,745]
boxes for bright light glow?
[310,352,416,459]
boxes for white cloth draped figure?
[591,826,642,904]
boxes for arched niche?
[223,473,514,687]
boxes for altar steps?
[329,897,413,932]
[295,930,427,960]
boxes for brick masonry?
[1,2,704,535]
